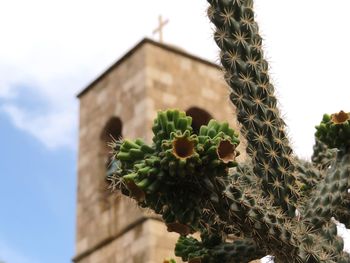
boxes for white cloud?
[0,87,15,99]
[0,0,349,154]
[0,0,213,150]
[0,0,348,260]
[2,104,76,149]
[0,240,38,263]
[0,71,83,150]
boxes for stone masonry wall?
[75,40,251,263]
[143,43,247,161]
[76,45,151,261]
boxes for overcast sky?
[0,0,350,262]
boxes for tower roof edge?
[77,38,220,99]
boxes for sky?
[0,0,350,262]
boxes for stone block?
[75,39,249,263]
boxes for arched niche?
[186,107,213,134]
[98,116,123,211]
[100,117,123,168]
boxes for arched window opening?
[98,117,123,211]
[186,107,213,134]
[100,117,123,169]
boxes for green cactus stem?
[311,139,337,170]
[108,108,350,261]
[295,159,323,196]
[316,110,350,152]
[110,109,240,233]
[334,199,350,229]
[206,0,298,216]
[175,235,265,263]
[303,158,349,228]
[104,1,350,262]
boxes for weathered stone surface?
[75,39,251,263]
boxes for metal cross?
[152,15,169,43]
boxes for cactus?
[109,109,240,234]
[106,1,350,262]
[316,111,350,153]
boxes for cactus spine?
[106,1,350,262]
[207,0,299,216]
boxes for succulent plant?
[316,111,350,153]
[107,1,350,262]
[109,109,240,234]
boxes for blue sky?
[0,111,75,263]
[1,0,350,262]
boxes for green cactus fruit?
[152,110,193,149]
[199,120,238,141]
[315,110,350,151]
[120,139,141,150]
[160,130,201,177]
[117,138,154,162]
[197,120,240,172]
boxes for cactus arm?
[315,111,350,154]
[208,175,350,262]
[104,0,350,259]
[297,153,350,262]
[295,159,323,197]
[302,155,349,229]
[329,154,350,228]
[206,0,298,216]
[205,177,302,262]
[314,111,350,228]
[109,110,241,231]
[109,109,350,262]
[334,203,350,229]
[311,139,337,170]
[175,235,265,263]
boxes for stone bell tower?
[73,38,246,263]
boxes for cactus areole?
[106,1,350,262]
